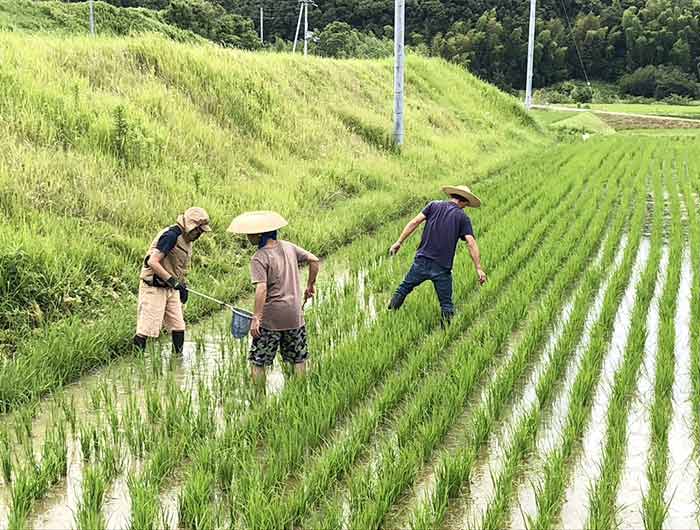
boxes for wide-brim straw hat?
[442,185,481,208]
[227,211,288,234]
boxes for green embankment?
[549,112,616,135]
[0,32,544,411]
[0,0,201,42]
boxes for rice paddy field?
[1,130,700,529]
[4,24,700,530]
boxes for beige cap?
[442,185,481,208]
[178,207,212,233]
[227,211,288,234]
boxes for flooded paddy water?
[0,251,383,530]
[4,141,700,530]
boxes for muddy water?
[0,257,376,530]
[559,238,650,529]
[446,298,577,530]
[0,494,6,529]
[616,247,669,529]
[511,235,629,529]
[21,323,232,530]
[663,249,698,529]
[384,313,532,530]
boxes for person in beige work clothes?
[228,211,320,387]
[134,207,212,354]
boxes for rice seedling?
[75,465,109,530]
[526,172,647,530]
[0,31,545,414]
[296,148,625,530]
[404,151,640,530]
[178,143,600,524]
[119,141,580,524]
[681,167,700,515]
[642,158,685,529]
[7,420,67,530]
[582,153,665,529]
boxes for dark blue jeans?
[391,257,454,319]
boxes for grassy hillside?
[0,0,198,40]
[0,32,544,410]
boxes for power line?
[557,0,592,87]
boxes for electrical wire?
[557,0,592,88]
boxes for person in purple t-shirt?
[388,185,487,324]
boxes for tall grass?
[0,32,544,411]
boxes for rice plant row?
[2,137,700,529]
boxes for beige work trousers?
[136,282,186,338]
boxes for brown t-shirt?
[251,240,312,331]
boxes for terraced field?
[1,135,699,530]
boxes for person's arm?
[390,213,427,255]
[250,256,268,338]
[148,252,173,283]
[250,282,268,338]
[148,228,181,286]
[465,235,487,285]
[304,253,321,302]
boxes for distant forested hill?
[42,0,700,95]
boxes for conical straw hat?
[227,211,288,234]
[442,185,481,208]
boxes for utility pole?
[524,0,536,109]
[393,0,405,146]
[260,6,264,44]
[303,0,309,56]
[89,0,95,36]
[293,1,303,53]
[293,0,314,56]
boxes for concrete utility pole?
[89,0,95,36]
[304,0,310,56]
[393,0,405,146]
[524,0,536,109]
[260,6,264,44]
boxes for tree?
[164,0,259,49]
[316,22,360,58]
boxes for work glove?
[165,276,182,289]
[178,283,189,304]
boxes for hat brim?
[227,211,289,234]
[442,186,481,208]
[200,224,212,232]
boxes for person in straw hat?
[388,185,486,324]
[228,211,320,387]
[134,207,212,354]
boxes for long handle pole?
[185,287,235,311]
[393,0,405,146]
[524,0,536,110]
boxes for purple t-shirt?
[415,201,473,270]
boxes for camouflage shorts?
[249,326,308,367]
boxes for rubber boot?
[133,334,147,352]
[388,293,405,311]
[440,311,454,329]
[172,330,185,355]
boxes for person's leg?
[280,327,309,377]
[135,283,166,349]
[389,258,429,310]
[251,365,266,389]
[248,328,280,392]
[431,266,454,326]
[171,330,185,355]
[133,334,147,351]
[164,289,187,355]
